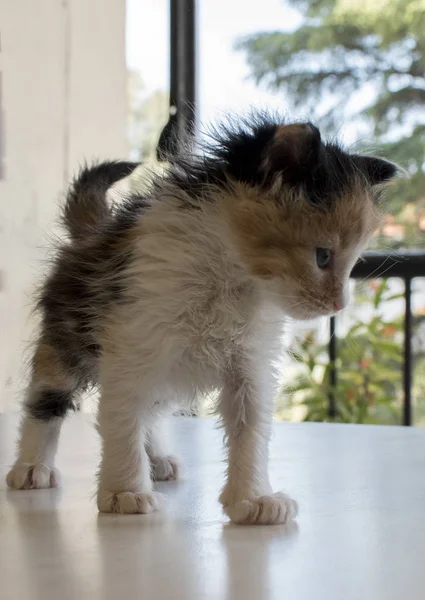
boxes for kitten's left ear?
[353,155,399,186]
[265,123,322,183]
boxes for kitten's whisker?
[357,255,394,284]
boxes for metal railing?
[330,251,425,425]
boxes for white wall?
[0,0,128,411]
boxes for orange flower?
[360,359,369,369]
[368,281,380,292]
[346,388,355,401]
[305,332,315,345]
[382,325,397,336]
[382,224,405,238]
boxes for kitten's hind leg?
[146,419,180,482]
[6,342,78,490]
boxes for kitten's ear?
[353,155,399,186]
[264,123,322,183]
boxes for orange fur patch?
[223,180,379,282]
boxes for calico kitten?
[6,114,397,524]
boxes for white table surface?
[1,414,425,600]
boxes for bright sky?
[125,0,378,146]
[126,0,302,125]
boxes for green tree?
[237,0,425,247]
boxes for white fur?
[6,417,61,489]
[146,421,180,481]
[223,492,298,525]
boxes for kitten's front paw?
[222,492,298,525]
[97,489,162,514]
[150,455,180,481]
[6,463,60,490]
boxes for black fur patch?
[302,143,360,207]
[164,113,397,208]
[27,390,75,421]
[163,115,278,199]
[39,193,150,384]
[63,160,140,240]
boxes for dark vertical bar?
[173,0,196,136]
[169,0,178,115]
[403,277,412,426]
[328,316,337,419]
[158,0,196,159]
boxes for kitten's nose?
[333,300,344,312]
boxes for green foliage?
[127,70,169,162]
[278,280,404,423]
[237,0,425,247]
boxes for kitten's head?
[213,115,398,319]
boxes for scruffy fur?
[6,114,397,524]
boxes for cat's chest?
[179,318,248,391]
[172,285,278,391]
[185,284,254,341]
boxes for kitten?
[6,114,397,524]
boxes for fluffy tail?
[62,161,139,239]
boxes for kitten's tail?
[62,161,139,240]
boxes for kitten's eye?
[316,247,332,269]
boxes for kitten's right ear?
[264,123,322,184]
[353,155,399,186]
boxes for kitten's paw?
[150,455,180,481]
[6,463,60,490]
[222,492,298,525]
[97,489,162,514]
